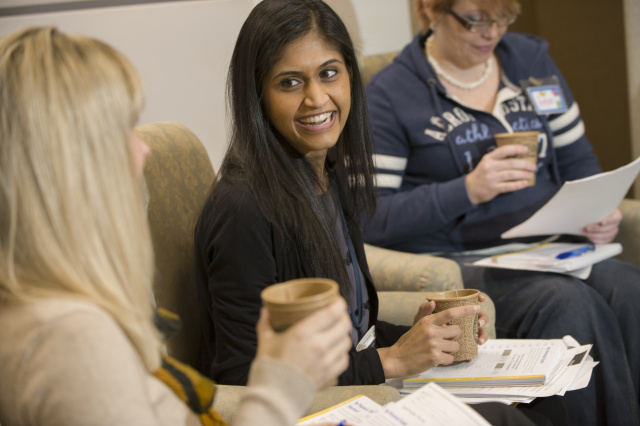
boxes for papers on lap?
[404,339,565,388]
[501,156,640,239]
[471,242,621,279]
[297,383,491,426]
[398,337,595,405]
[299,338,596,423]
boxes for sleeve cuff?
[435,176,475,220]
[235,357,316,425]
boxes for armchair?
[138,122,401,423]
[616,198,640,268]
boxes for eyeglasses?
[447,8,516,33]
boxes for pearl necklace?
[425,35,493,90]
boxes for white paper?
[471,243,622,277]
[501,156,640,238]
[403,339,565,388]
[360,384,491,426]
[297,395,381,425]
[445,344,593,400]
[297,384,490,426]
[407,339,595,403]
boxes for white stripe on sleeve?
[375,173,403,189]
[552,120,586,148]
[548,102,580,132]
[373,153,408,171]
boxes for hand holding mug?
[377,303,481,379]
[466,144,537,205]
[255,297,352,389]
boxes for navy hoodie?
[362,31,601,253]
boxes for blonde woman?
[0,27,351,426]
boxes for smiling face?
[262,31,351,170]
[428,0,509,69]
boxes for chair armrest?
[377,291,497,340]
[616,198,640,268]
[213,384,401,423]
[305,385,401,417]
[364,244,464,292]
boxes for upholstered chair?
[139,121,213,367]
[138,121,402,422]
[616,198,640,267]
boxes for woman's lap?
[450,256,640,426]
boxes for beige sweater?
[0,298,316,426]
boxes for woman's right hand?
[255,298,352,389]
[377,304,480,379]
[465,144,536,205]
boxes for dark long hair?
[212,0,377,296]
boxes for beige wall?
[0,0,254,173]
[0,0,412,171]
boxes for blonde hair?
[0,27,161,371]
[414,0,521,33]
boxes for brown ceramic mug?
[261,278,339,332]
[425,289,480,362]
[494,130,539,186]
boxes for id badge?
[521,76,568,115]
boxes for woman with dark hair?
[195,0,489,389]
[194,1,567,423]
[195,1,571,423]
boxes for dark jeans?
[449,257,640,426]
[474,396,569,426]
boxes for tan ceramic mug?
[260,278,339,332]
[425,289,480,362]
[494,130,539,186]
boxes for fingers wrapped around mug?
[377,304,480,379]
[256,297,352,389]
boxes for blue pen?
[335,421,347,426]
[556,244,595,260]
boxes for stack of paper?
[395,336,596,406]
[471,243,622,279]
[403,339,564,388]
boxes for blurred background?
[1,0,638,195]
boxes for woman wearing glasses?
[362,0,640,425]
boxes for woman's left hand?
[414,295,489,346]
[413,300,436,324]
[582,208,622,244]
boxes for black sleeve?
[194,187,279,385]
[336,320,410,385]
[338,347,386,385]
[375,320,410,348]
[195,184,409,386]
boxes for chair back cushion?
[138,122,215,367]
[360,51,399,86]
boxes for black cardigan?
[193,178,409,386]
